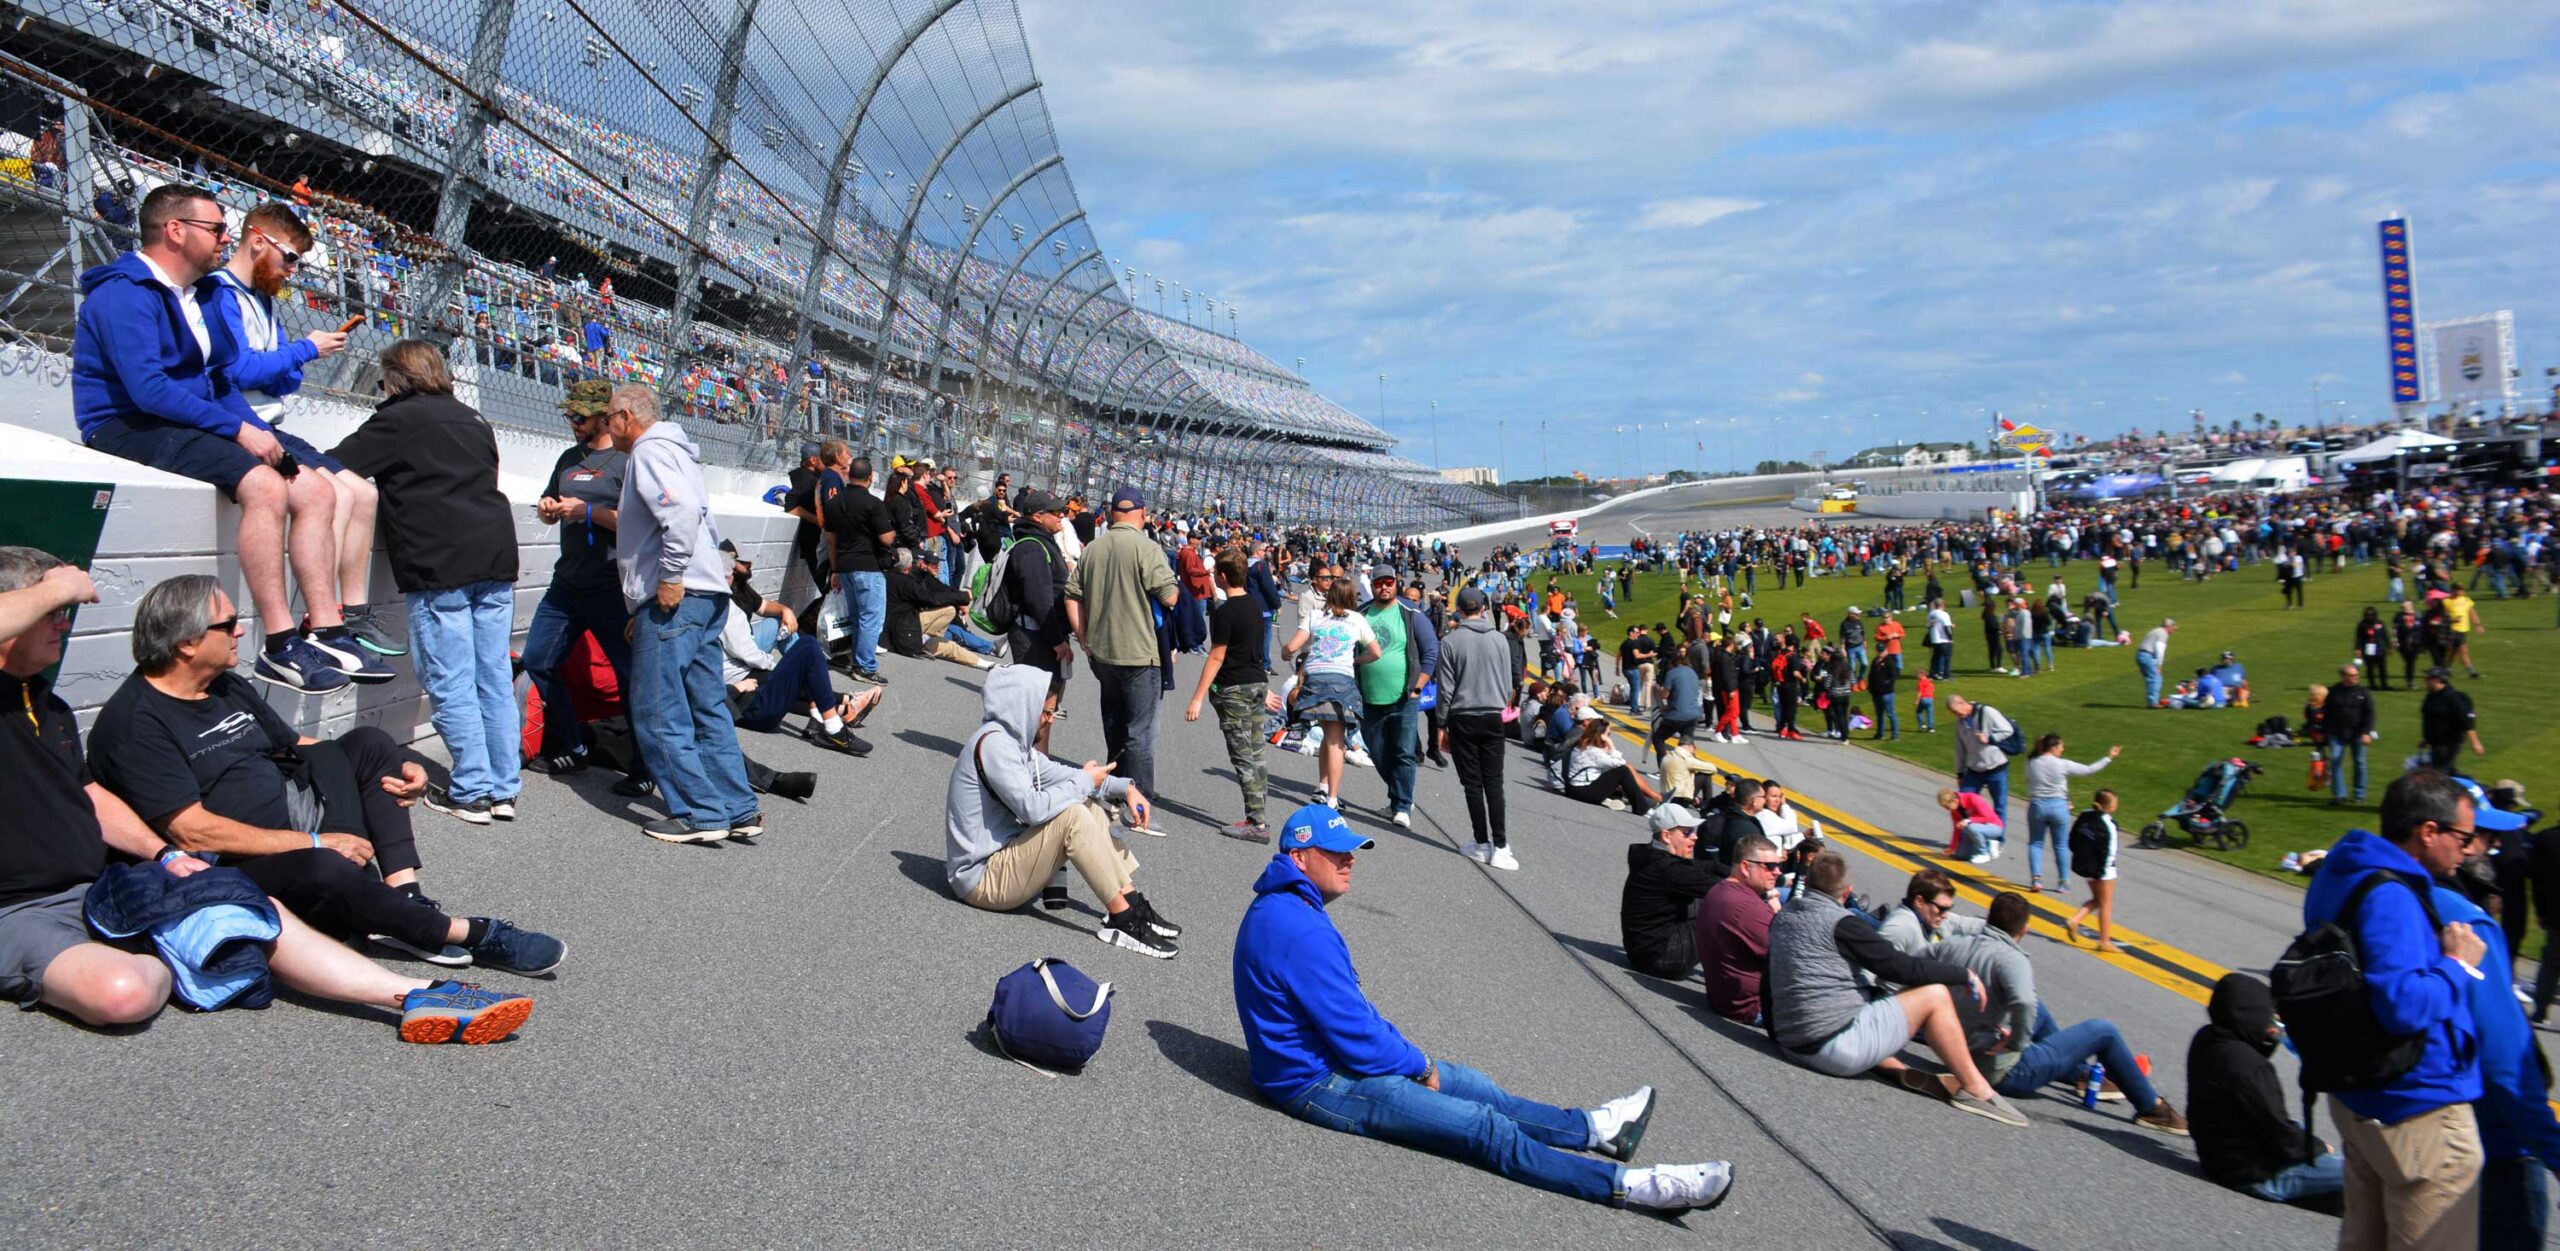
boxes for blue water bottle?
[2083,1058,2104,1110]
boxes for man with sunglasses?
[2299,770,2491,1249]
[523,380,635,776]
[1698,834,1785,1025]
[73,184,382,695]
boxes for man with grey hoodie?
[947,666,1181,958]
[608,384,759,845]
[1435,588,1516,868]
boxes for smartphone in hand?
[337,314,365,334]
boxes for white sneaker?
[1489,845,1521,871]
[1391,809,1412,828]
[1589,1086,1655,1160]
[1622,1161,1734,1214]
[1969,851,1996,864]
[1601,797,1631,811]
[1463,842,1492,863]
[1346,749,1375,768]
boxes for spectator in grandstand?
[1565,713,1660,816]
[1698,834,1783,1025]
[1065,487,1180,827]
[720,540,873,756]
[1355,569,1438,829]
[883,547,996,671]
[74,183,382,694]
[524,380,634,776]
[86,574,563,975]
[608,384,761,845]
[825,456,898,686]
[1764,851,2027,1126]
[1435,587,1516,868]
[945,667,1176,958]
[205,202,397,658]
[1619,803,1720,979]
[1947,694,2017,822]
[581,310,610,374]
[2188,972,2348,1205]
[0,550,535,1044]
[1234,801,1735,1214]
[325,340,522,824]
[1946,893,2189,1135]
[1183,551,1272,844]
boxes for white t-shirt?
[1303,608,1376,678]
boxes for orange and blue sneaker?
[399,981,535,1045]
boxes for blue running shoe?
[304,627,396,684]
[340,603,407,657]
[399,980,535,1045]
[254,636,353,693]
[467,919,566,976]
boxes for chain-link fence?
[0,0,1511,530]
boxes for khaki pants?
[962,800,1136,912]
[917,606,982,668]
[2332,1097,2482,1251]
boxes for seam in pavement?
[1400,802,1900,1247]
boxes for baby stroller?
[2138,757,2263,850]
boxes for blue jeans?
[405,579,522,804]
[1359,696,1421,813]
[739,634,835,732]
[1873,691,1898,737]
[2327,739,2369,801]
[2482,1154,2550,1251]
[1929,641,1953,679]
[1993,1013,2161,1113]
[839,570,887,672]
[944,620,998,656]
[1960,821,2004,860]
[942,536,968,589]
[2135,650,2161,704]
[1846,643,1867,674]
[1916,697,1935,732]
[629,592,756,830]
[2025,797,2072,880]
[2014,638,2038,675]
[1092,661,1162,799]
[1283,1061,1621,1205]
[2248,1153,2346,1204]
[1959,768,2009,825]
[521,582,632,759]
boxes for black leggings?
[228,728,449,951]
[1447,712,1507,847]
[1567,765,1655,815]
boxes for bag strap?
[1034,958,1113,1021]
[2338,868,2444,937]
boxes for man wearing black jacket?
[2325,662,2377,805]
[1706,780,1766,871]
[2188,972,2344,1204]
[884,549,993,670]
[1003,490,1074,751]
[1619,804,1724,979]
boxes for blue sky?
[1023,0,2560,479]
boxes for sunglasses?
[205,615,244,637]
[251,228,302,269]
[173,217,232,240]
[1743,859,1785,871]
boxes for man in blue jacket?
[1231,802,1734,1215]
[2300,769,2490,1251]
[72,184,377,694]
[2431,779,2560,1251]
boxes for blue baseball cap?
[1277,803,1374,854]
[1110,486,1147,512]
[2454,777,2528,833]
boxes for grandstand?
[0,0,1511,530]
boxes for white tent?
[2334,428,2456,465]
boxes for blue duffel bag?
[986,958,1114,1073]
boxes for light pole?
[1691,418,1702,477]
[1377,372,1387,433]
[1429,399,1439,468]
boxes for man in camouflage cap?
[560,378,613,420]
[522,376,638,778]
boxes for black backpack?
[2270,869,2443,1095]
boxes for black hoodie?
[2186,973,2317,1187]
[1620,841,1724,973]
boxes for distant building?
[1440,465,1500,486]
[1848,441,1974,467]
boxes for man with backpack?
[1947,694,2020,824]
[995,490,1074,749]
[2290,770,2490,1251]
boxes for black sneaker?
[340,603,407,657]
[805,723,872,756]
[422,785,493,826]
[305,627,396,684]
[488,798,517,822]
[1096,908,1178,958]
[1125,891,1182,939]
[466,919,566,976]
[254,635,353,694]
[611,774,658,799]
[369,931,472,966]
[527,751,588,776]
[1040,884,1071,911]
[769,772,817,800]
[852,668,888,686]
[642,817,725,845]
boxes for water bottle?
[2083,1057,2105,1110]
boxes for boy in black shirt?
[1183,552,1270,842]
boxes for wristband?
[309,831,324,849]
[157,847,184,866]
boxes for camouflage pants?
[1210,683,1269,825]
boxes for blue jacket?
[1246,560,1285,614]
[84,861,278,1011]
[72,253,264,439]
[205,271,320,402]
[2301,831,2482,1121]
[2428,883,2560,1168]
[1233,853,1427,1104]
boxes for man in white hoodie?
[608,384,760,845]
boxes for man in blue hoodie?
[1231,801,1734,1215]
[2300,769,2490,1251]
[2431,779,2560,1251]
[72,184,375,695]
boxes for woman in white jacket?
[1563,714,1660,815]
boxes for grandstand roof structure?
[0,0,1515,529]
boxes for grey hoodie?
[946,666,1132,897]
[1433,614,1512,714]
[615,420,730,612]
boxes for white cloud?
[1637,197,1766,229]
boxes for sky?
[1020,0,2560,481]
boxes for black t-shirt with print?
[544,442,628,593]
[0,673,106,907]
[87,673,300,831]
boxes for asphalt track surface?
[4,485,2346,1249]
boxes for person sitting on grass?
[944,666,1179,959]
[1233,801,1737,1215]
[1764,851,2030,1127]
